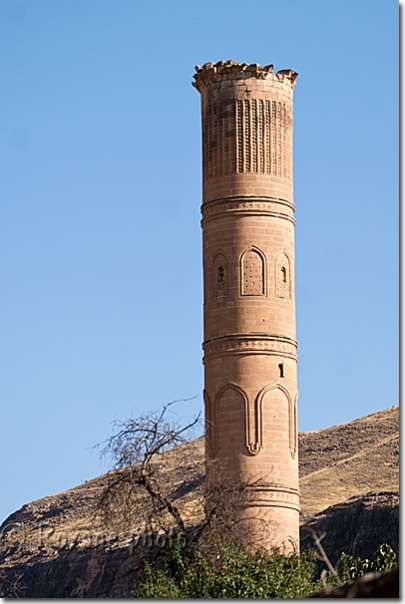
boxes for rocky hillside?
[298,406,398,520]
[0,406,399,597]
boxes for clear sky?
[0,0,398,525]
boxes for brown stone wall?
[193,61,299,551]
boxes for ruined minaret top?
[192,60,298,91]
[193,60,298,206]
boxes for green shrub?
[135,538,323,598]
[135,539,399,598]
[339,543,398,582]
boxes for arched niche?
[213,251,229,299]
[240,247,265,296]
[215,384,260,456]
[255,382,295,457]
[275,251,290,299]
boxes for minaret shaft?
[193,61,299,550]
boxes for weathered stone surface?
[192,60,297,91]
[0,543,143,598]
[306,567,399,598]
[300,491,399,571]
[196,58,300,551]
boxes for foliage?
[339,543,398,582]
[135,537,399,598]
[135,538,323,598]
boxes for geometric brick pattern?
[202,98,292,180]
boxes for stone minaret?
[193,61,299,551]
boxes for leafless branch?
[94,399,201,537]
[0,569,25,598]
[302,526,342,585]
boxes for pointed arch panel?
[213,251,229,298]
[215,384,260,456]
[255,382,295,456]
[241,248,265,296]
[275,251,290,299]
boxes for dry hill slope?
[298,406,398,519]
[0,406,399,597]
[1,407,398,537]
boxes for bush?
[135,538,323,598]
[135,539,399,598]
[339,543,398,582]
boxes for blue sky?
[0,0,398,525]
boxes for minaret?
[193,61,299,551]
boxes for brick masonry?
[193,61,299,551]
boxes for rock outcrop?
[300,491,399,570]
[306,567,399,598]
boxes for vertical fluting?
[193,61,299,551]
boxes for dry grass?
[298,406,398,520]
[0,406,398,566]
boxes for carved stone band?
[203,334,298,362]
[245,483,300,512]
[201,195,295,225]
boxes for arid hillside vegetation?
[0,406,399,598]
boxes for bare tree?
[95,400,276,554]
[301,526,342,587]
[201,473,286,552]
[95,400,202,540]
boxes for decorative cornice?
[201,195,295,225]
[244,483,300,511]
[246,482,300,495]
[203,334,298,361]
[192,61,298,92]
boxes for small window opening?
[218,266,224,284]
[278,363,284,378]
[281,266,287,283]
